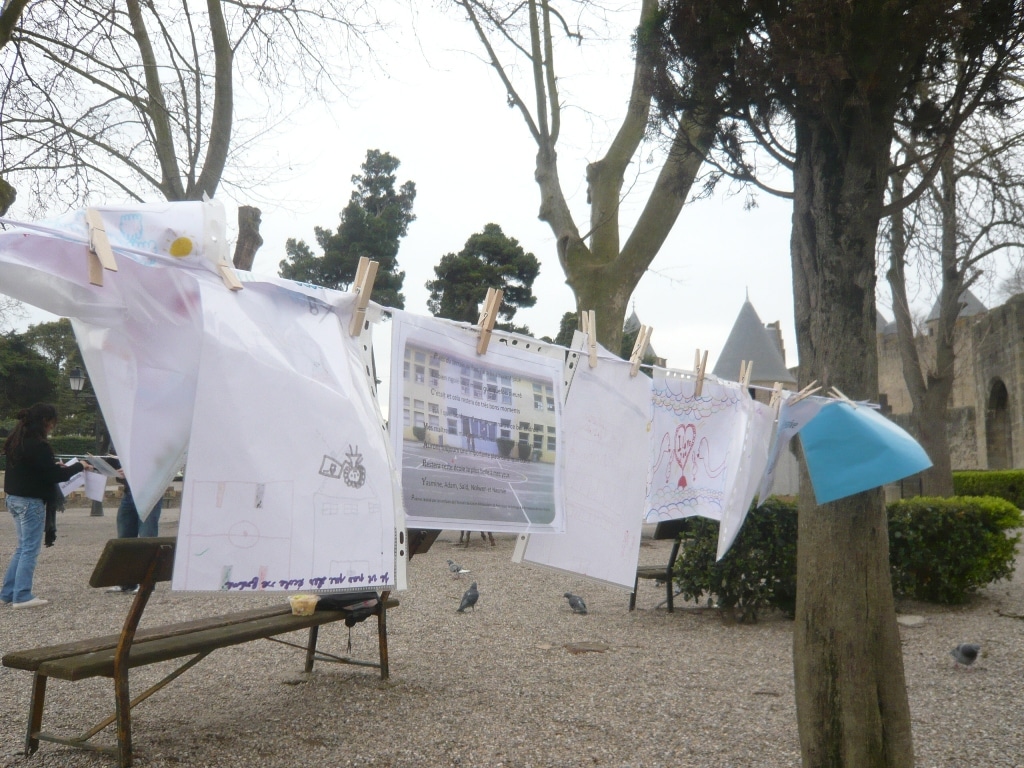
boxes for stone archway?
[985,378,1012,469]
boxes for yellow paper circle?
[169,237,194,258]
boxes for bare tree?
[0,1,382,212]
[453,0,721,355]
[886,109,1024,495]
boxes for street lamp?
[69,366,85,394]
[66,366,106,517]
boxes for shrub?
[411,425,426,443]
[517,442,532,461]
[49,434,98,458]
[496,437,515,458]
[673,497,798,622]
[952,470,1024,508]
[888,496,1023,604]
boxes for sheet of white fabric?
[516,345,651,590]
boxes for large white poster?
[172,280,402,592]
[389,311,565,533]
[516,346,651,590]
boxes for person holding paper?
[2,404,91,608]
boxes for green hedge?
[673,497,798,623]
[952,470,1024,508]
[888,496,1022,604]
[673,495,1023,619]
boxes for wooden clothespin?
[629,325,653,377]
[829,386,856,408]
[788,380,822,405]
[739,360,753,390]
[769,382,784,410]
[579,309,598,368]
[693,349,708,396]
[84,208,118,287]
[476,287,503,354]
[217,263,244,291]
[348,256,380,336]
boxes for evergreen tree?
[280,149,416,308]
[426,223,540,335]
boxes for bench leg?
[114,666,133,768]
[377,605,390,680]
[665,575,674,613]
[628,574,639,611]
[26,672,47,756]
[304,625,320,673]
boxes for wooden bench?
[2,537,399,767]
[629,518,690,612]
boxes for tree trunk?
[0,177,15,216]
[888,150,959,499]
[791,112,914,766]
[232,205,263,270]
[912,385,955,497]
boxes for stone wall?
[877,294,1024,471]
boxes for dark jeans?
[114,490,162,590]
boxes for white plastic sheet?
[0,201,403,593]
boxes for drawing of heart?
[673,424,697,487]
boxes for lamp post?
[67,366,108,517]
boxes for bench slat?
[37,599,399,682]
[2,605,292,670]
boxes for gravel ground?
[1,505,1022,768]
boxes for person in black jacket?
[2,404,91,608]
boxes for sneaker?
[106,586,125,593]
[123,586,139,594]
[12,597,49,608]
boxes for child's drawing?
[646,375,746,523]
[655,423,729,489]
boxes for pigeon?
[447,559,470,578]
[951,643,981,669]
[457,582,479,613]
[564,592,587,614]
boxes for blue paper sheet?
[799,401,932,504]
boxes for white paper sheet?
[84,470,108,502]
[58,459,85,497]
[171,277,402,592]
[517,346,651,590]
[716,395,775,560]
[646,374,749,523]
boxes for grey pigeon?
[564,592,587,614]
[457,582,479,613]
[447,559,470,578]
[951,643,981,668]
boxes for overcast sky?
[10,3,1014,376]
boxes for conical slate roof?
[712,300,796,383]
[623,309,658,358]
[925,288,987,322]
